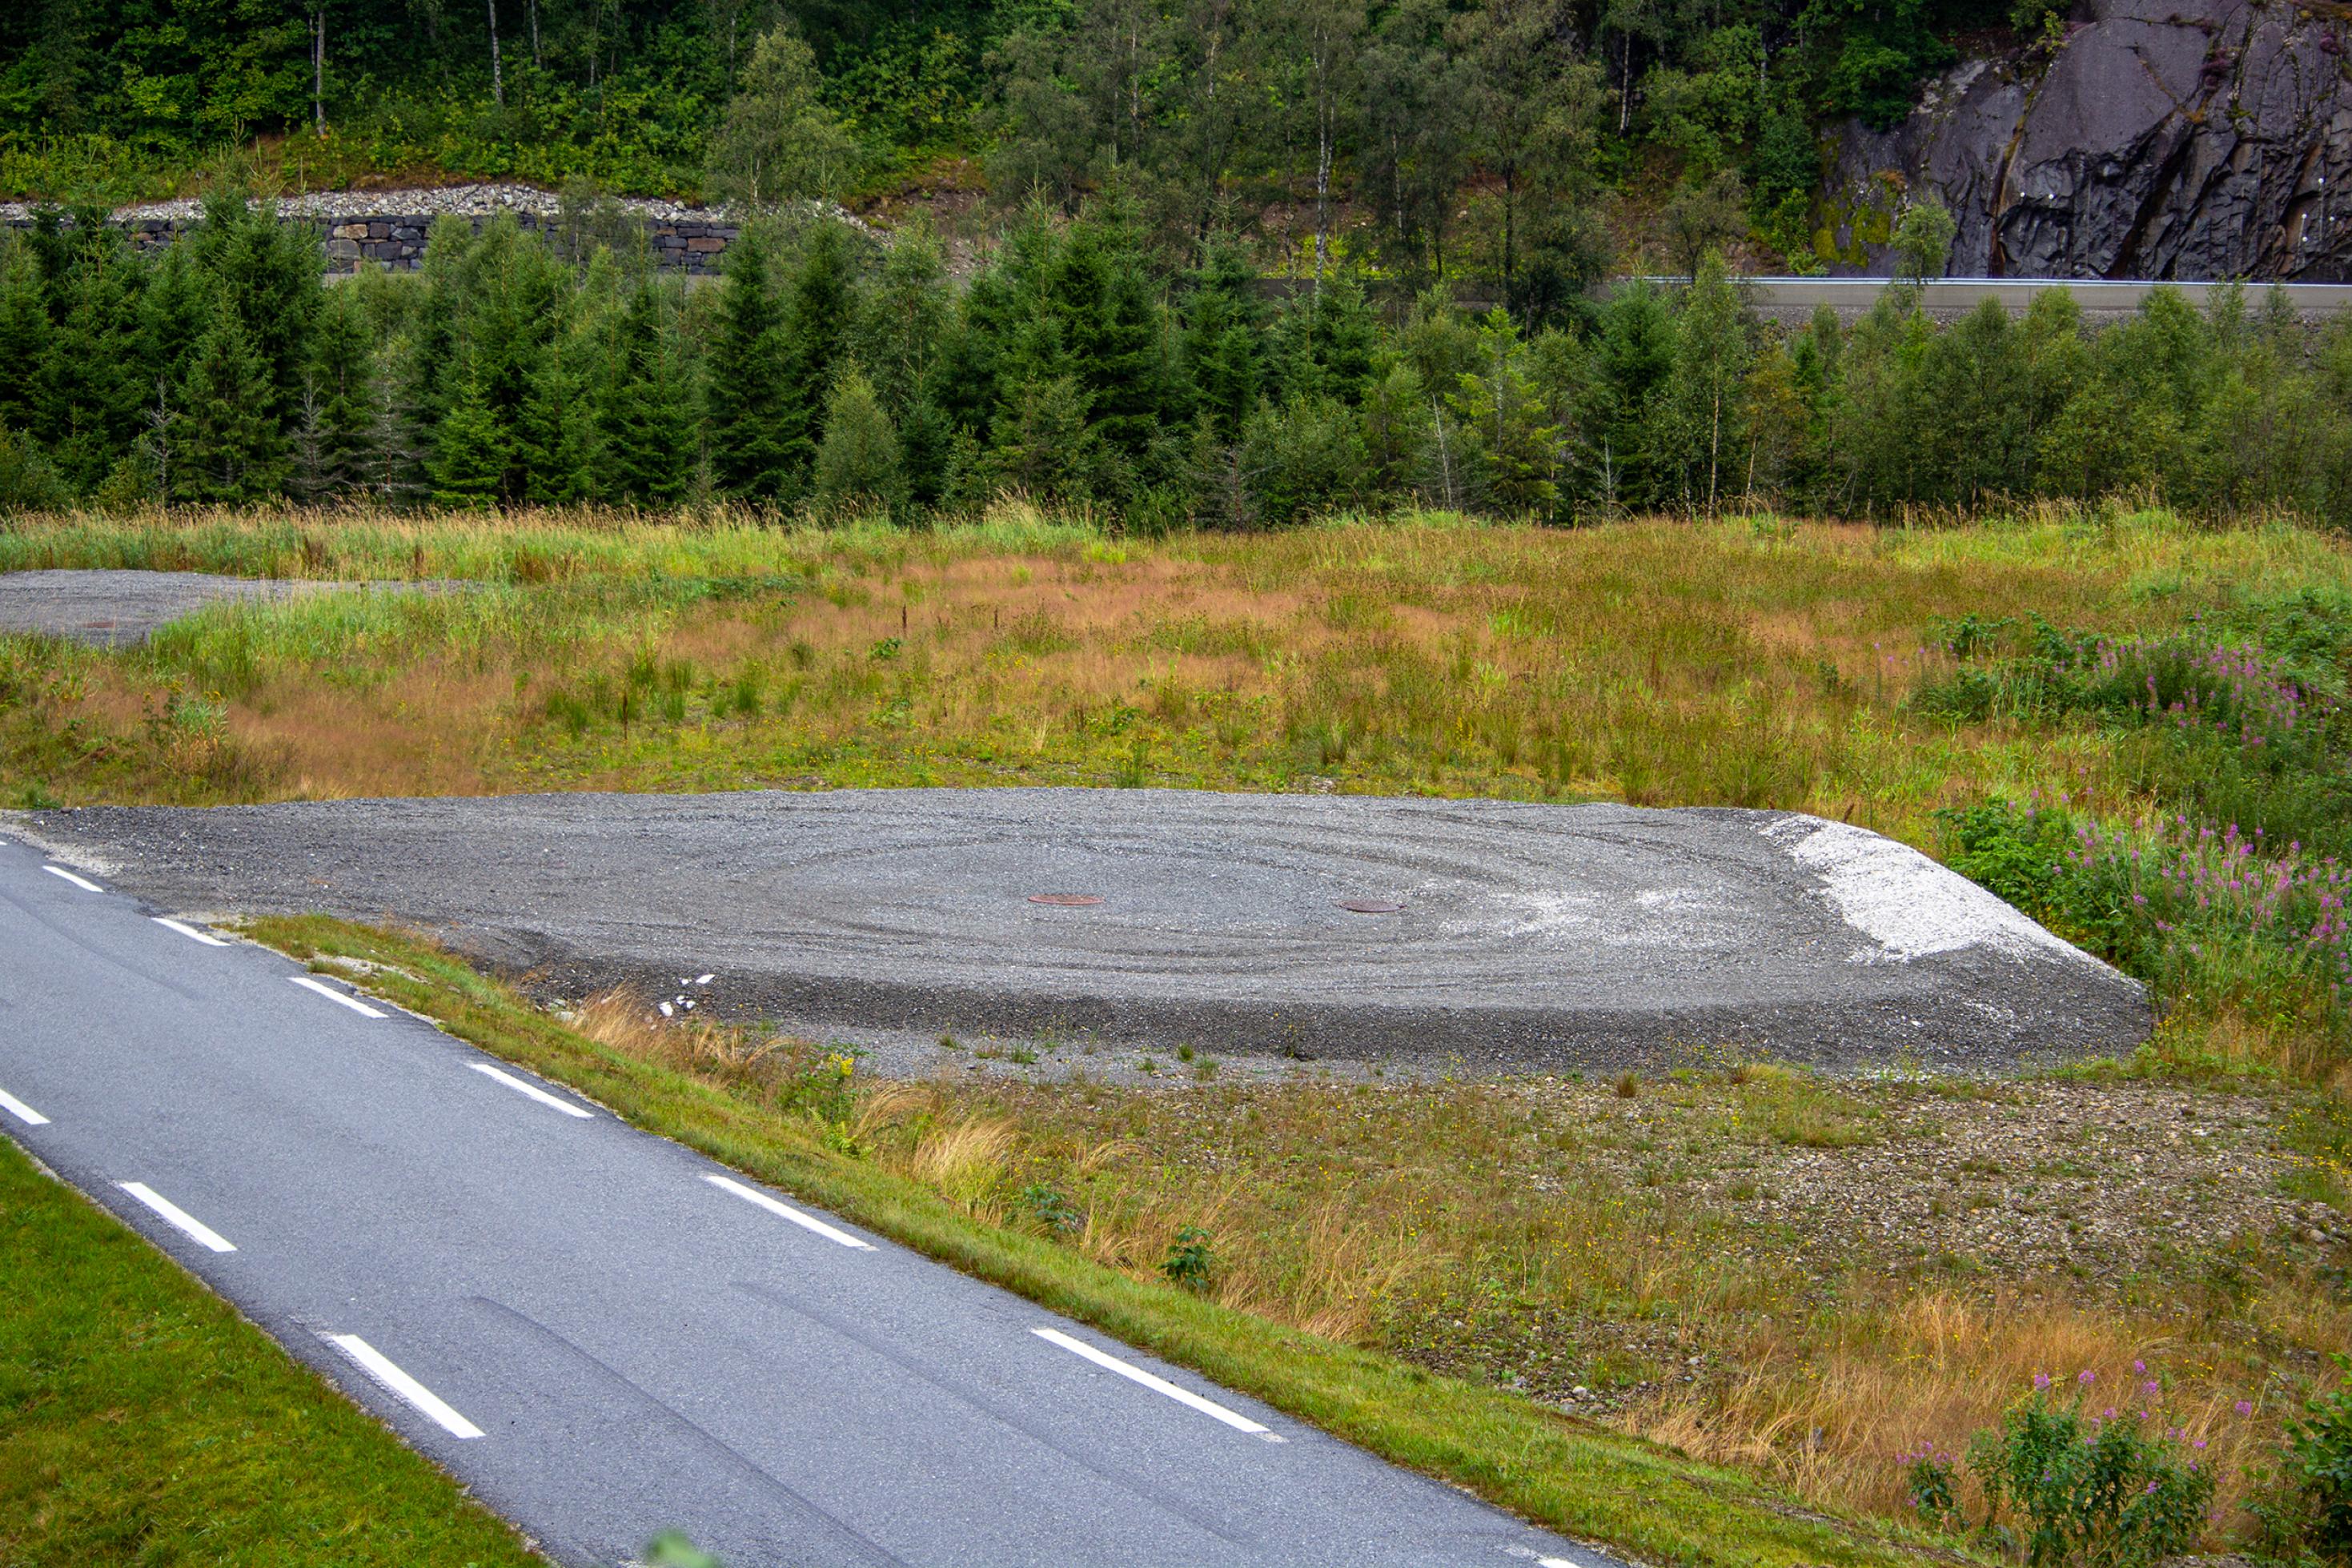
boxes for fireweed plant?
[1926,600,2352,1072]
[1904,1369,2216,1568]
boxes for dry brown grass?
[1625,1292,2275,1525]
[18,508,2343,845]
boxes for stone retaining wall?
[2,210,743,274]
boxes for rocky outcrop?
[1828,0,2352,279]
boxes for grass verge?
[0,1135,544,1566]
[246,912,1958,1568]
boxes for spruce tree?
[519,340,603,506]
[307,283,380,499]
[706,224,793,499]
[38,238,146,491]
[1050,219,1163,460]
[600,283,696,504]
[773,221,856,490]
[0,243,52,436]
[191,191,325,428]
[139,243,213,400]
[432,376,510,509]
[178,308,287,503]
[1178,239,1263,439]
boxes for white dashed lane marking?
[704,1173,874,1249]
[154,916,231,947]
[42,864,102,892]
[290,974,388,1018]
[118,1181,237,1253]
[0,1084,50,1126]
[1033,1327,1280,1438]
[325,1333,484,1439]
[469,1061,594,1119]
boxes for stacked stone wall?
[1,211,743,274]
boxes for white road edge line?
[0,1085,50,1126]
[325,1333,485,1439]
[704,1173,875,1249]
[1032,1326,1280,1438]
[42,864,102,892]
[117,1181,236,1253]
[469,1061,594,1119]
[290,974,388,1018]
[153,916,231,947]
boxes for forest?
[0,193,2345,525]
[1,0,2021,280]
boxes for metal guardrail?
[1693,276,2352,315]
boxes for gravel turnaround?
[0,568,457,647]
[18,788,2151,1071]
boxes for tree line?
[3,195,2346,526]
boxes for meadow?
[6,498,2352,1562]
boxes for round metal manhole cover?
[1335,899,1404,914]
[1028,893,1105,906]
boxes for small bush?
[2255,1354,2352,1566]
[1161,1225,1214,1289]
[1935,1377,2214,1568]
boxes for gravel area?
[13,787,2150,1072]
[1371,1074,2346,1414]
[0,568,462,647]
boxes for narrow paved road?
[0,832,1609,1568]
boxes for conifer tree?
[38,239,146,490]
[178,308,287,502]
[519,339,604,505]
[139,243,214,399]
[732,220,856,495]
[0,243,52,436]
[431,375,510,508]
[1179,239,1264,438]
[1050,219,1163,459]
[706,224,793,499]
[307,283,381,499]
[191,192,324,427]
[600,283,696,504]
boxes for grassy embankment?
[0,1136,544,1566]
[4,498,2350,1554]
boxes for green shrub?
[1160,1225,1214,1289]
[2256,1355,2352,1566]
[1920,1378,2215,1568]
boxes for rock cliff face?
[1828,0,2352,279]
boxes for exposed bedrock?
[1829,0,2352,279]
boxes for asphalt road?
[0,569,457,646]
[0,829,1615,1568]
[19,788,2150,1071]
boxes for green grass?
[0,1135,544,1566]
[244,912,1960,1568]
